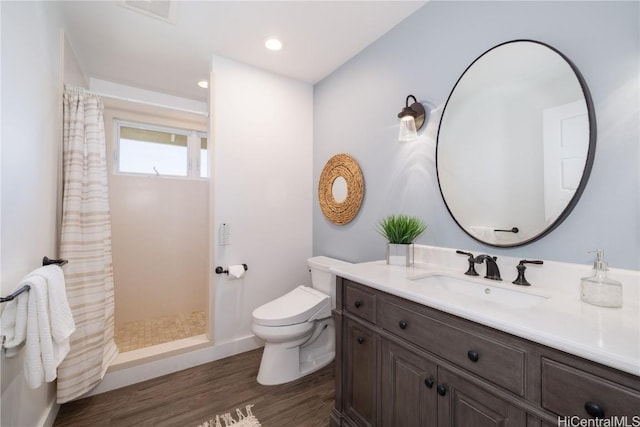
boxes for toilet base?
[256,320,335,385]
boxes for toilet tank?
[308,256,351,309]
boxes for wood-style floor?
[54,348,335,427]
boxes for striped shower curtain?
[56,87,118,403]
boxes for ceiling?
[58,1,427,102]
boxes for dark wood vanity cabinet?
[331,278,640,427]
[345,318,378,426]
[379,319,525,427]
[381,339,437,427]
[436,367,526,427]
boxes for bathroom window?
[114,120,208,179]
[200,136,208,178]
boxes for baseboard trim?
[40,397,60,427]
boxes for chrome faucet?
[474,255,501,281]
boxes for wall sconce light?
[397,95,426,142]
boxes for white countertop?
[331,258,640,377]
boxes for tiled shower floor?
[114,311,207,352]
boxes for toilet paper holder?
[215,264,248,275]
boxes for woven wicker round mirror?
[318,153,364,225]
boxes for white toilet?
[252,256,350,385]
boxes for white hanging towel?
[1,287,29,356]
[0,265,75,389]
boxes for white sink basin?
[408,272,549,309]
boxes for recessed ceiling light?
[197,80,208,89]
[264,37,283,51]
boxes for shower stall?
[103,101,210,354]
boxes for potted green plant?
[376,214,427,266]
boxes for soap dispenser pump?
[580,249,622,308]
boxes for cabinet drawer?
[541,358,640,418]
[344,282,376,323]
[379,299,526,395]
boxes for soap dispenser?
[580,249,622,308]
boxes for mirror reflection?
[332,176,348,203]
[437,40,595,247]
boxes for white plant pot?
[386,243,414,266]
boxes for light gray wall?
[313,1,639,270]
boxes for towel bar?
[42,256,69,266]
[0,285,30,303]
[0,256,68,303]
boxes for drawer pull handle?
[437,384,447,396]
[584,402,605,419]
[357,336,365,344]
[467,350,480,362]
[354,300,363,308]
[399,320,408,330]
[424,378,434,389]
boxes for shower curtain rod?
[85,89,209,117]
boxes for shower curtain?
[56,87,118,403]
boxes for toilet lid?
[253,286,330,327]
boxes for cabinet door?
[381,339,438,427]
[345,319,378,426]
[437,368,526,427]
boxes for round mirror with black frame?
[436,39,596,247]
